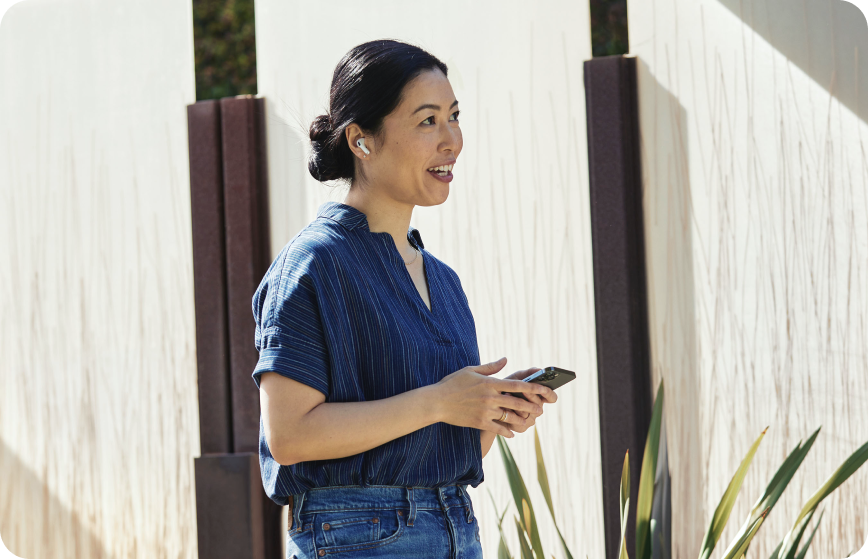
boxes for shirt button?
[322,523,330,530]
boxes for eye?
[422,111,461,124]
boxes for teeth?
[427,164,454,172]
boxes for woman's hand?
[497,367,559,433]
[432,357,556,438]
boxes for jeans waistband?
[289,485,472,531]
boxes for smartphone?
[504,366,576,401]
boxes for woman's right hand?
[432,357,553,438]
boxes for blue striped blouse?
[251,201,484,505]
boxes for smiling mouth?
[426,164,454,177]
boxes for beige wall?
[254,1,603,556]
[628,0,868,556]
[0,0,199,557]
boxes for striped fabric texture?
[252,201,484,506]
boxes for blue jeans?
[285,484,483,558]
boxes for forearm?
[281,384,441,465]
[481,429,496,458]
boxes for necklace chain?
[403,247,420,265]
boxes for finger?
[510,367,542,381]
[496,394,543,416]
[500,379,556,400]
[490,421,515,438]
[473,357,507,376]
[499,413,534,433]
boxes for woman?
[252,39,558,559]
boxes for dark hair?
[308,40,448,183]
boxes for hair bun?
[308,113,342,182]
[309,113,333,144]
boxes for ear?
[345,123,372,160]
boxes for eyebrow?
[412,99,459,115]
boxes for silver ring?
[499,409,509,422]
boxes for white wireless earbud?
[356,138,370,155]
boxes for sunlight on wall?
[0,0,199,557]
[628,0,868,556]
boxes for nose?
[439,120,462,154]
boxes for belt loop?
[457,485,473,523]
[407,487,417,527]
[292,492,306,531]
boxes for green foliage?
[636,383,664,559]
[590,0,629,57]
[495,380,868,559]
[192,0,257,101]
[619,451,631,559]
[497,435,546,559]
[697,426,768,559]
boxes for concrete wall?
[0,0,199,557]
[628,0,868,556]
[253,1,603,556]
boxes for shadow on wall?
[634,55,703,556]
[715,0,868,125]
[0,440,108,559]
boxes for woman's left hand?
[497,367,558,434]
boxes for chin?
[422,185,450,207]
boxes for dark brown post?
[188,95,280,559]
[583,54,653,559]
[187,100,233,456]
[219,95,271,455]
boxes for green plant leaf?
[515,515,534,559]
[535,427,554,517]
[778,439,868,559]
[720,508,770,559]
[636,381,664,559]
[777,509,815,559]
[750,427,821,523]
[697,426,768,559]
[621,450,631,526]
[620,450,631,559]
[498,435,546,559]
[620,496,631,559]
[794,509,824,559]
[723,429,820,559]
[499,536,513,559]
[534,427,574,559]
[488,489,514,559]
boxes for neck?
[342,186,415,255]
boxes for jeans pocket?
[310,508,405,553]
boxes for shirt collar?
[316,201,425,249]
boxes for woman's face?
[361,68,462,207]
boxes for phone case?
[504,366,576,401]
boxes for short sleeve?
[251,253,330,397]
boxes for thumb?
[474,357,507,376]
